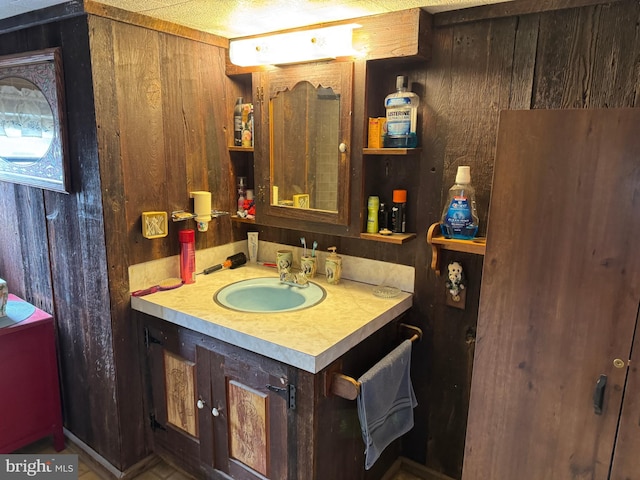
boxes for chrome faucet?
[279,271,309,288]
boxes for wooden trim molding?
[83,0,228,48]
[434,0,629,27]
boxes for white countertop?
[131,264,412,373]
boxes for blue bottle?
[384,76,419,148]
[440,166,479,239]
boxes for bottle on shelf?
[440,166,479,239]
[234,97,243,147]
[378,202,389,232]
[366,196,379,233]
[391,189,407,233]
[237,176,247,213]
[241,103,254,148]
[384,76,419,148]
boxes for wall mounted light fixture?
[229,24,360,67]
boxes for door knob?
[613,358,625,369]
[212,407,220,417]
[197,399,206,409]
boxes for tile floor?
[18,437,423,480]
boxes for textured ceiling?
[2,0,514,38]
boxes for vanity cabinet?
[144,317,294,479]
[141,312,402,479]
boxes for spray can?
[391,189,407,233]
[367,196,380,233]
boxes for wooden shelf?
[363,147,422,156]
[426,223,486,275]
[228,146,254,153]
[360,232,416,244]
[231,215,255,224]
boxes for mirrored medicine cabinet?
[254,62,353,227]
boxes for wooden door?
[144,322,202,472]
[198,345,290,479]
[462,109,640,479]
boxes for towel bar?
[329,323,422,400]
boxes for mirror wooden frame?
[261,62,353,226]
[0,48,70,193]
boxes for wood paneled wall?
[1,0,639,477]
[0,15,129,465]
[410,1,640,477]
[0,11,241,471]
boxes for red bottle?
[179,229,196,284]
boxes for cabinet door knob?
[613,358,626,369]
[197,399,206,409]
[212,407,220,417]
[339,142,347,153]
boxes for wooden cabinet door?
[254,62,353,228]
[198,345,291,479]
[462,109,640,480]
[144,322,201,471]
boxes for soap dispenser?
[325,247,342,285]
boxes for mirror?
[0,48,70,193]
[271,82,340,212]
[0,77,54,164]
[263,62,352,226]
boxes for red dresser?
[0,294,64,452]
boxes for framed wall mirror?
[261,62,352,226]
[0,48,70,193]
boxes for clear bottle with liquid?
[234,97,243,147]
[237,176,247,213]
[440,166,479,239]
[384,76,419,148]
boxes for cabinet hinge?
[144,327,163,348]
[149,413,167,432]
[256,86,264,104]
[267,384,296,409]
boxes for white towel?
[356,339,417,470]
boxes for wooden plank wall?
[88,15,242,470]
[411,1,640,478]
[1,1,639,477]
[0,15,131,466]
[0,12,241,472]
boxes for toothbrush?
[301,237,307,257]
[312,240,318,257]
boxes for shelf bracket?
[427,223,443,275]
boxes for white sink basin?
[214,277,326,313]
